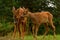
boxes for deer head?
[12,6,25,19]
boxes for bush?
[0,22,14,36]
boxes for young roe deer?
[12,7,27,40]
[23,8,56,40]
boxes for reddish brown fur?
[24,9,56,40]
[12,7,27,40]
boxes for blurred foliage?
[0,0,60,36]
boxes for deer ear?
[12,6,16,14]
[26,8,29,11]
[25,8,29,12]
[22,7,25,10]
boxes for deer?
[23,8,56,40]
[12,6,27,40]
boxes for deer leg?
[42,23,49,39]
[21,27,25,40]
[35,25,39,40]
[32,25,35,39]
[49,20,56,39]
[21,22,26,40]
[18,23,21,38]
[13,23,17,38]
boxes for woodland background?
[0,0,60,36]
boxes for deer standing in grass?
[23,8,56,40]
[12,7,27,40]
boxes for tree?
[0,0,60,35]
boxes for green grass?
[0,33,60,40]
[24,35,60,40]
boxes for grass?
[0,32,60,40]
[24,35,60,40]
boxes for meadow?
[0,32,60,40]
